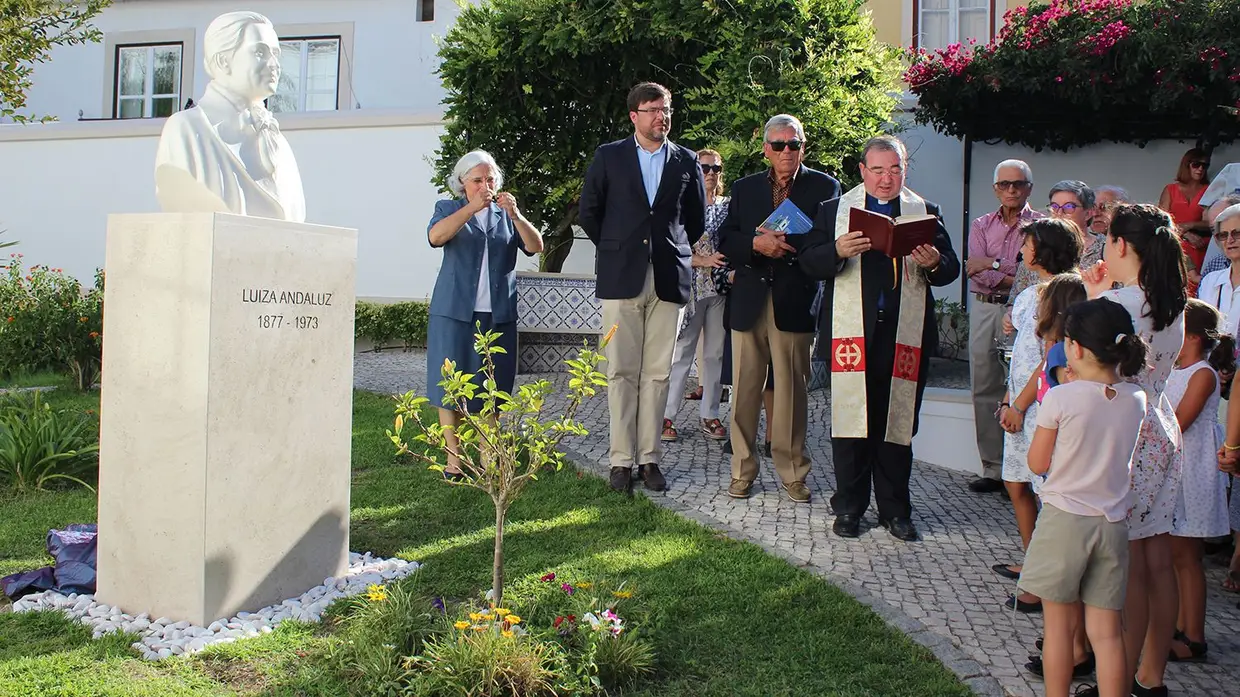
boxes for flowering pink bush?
[905,0,1240,151]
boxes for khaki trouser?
[729,295,812,484]
[969,298,1006,479]
[601,265,680,469]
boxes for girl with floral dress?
[994,220,1083,613]
[1167,299,1234,663]
[1080,203,1188,697]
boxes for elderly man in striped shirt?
[965,159,1043,494]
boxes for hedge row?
[355,300,430,351]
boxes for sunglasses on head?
[700,163,722,173]
[767,139,803,152]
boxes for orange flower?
[5,317,13,323]
[89,331,100,339]
[79,316,88,322]
[602,323,618,346]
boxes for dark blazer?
[716,165,842,333]
[427,198,534,325]
[578,137,706,303]
[798,196,960,367]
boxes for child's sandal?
[1168,629,1208,663]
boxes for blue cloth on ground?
[1,524,97,600]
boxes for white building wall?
[23,0,460,122]
[0,111,550,302]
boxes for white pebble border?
[10,552,419,661]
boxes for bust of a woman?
[153,11,305,222]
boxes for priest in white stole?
[798,136,960,542]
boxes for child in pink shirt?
[1020,298,1149,697]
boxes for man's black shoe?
[832,514,861,538]
[880,517,919,541]
[639,463,666,492]
[609,466,632,495]
[968,477,1004,493]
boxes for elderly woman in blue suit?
[427,150,543,478]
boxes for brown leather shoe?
[727,479,752,498]
[639,463,666,492]
[609,466,632,495]
[783,481,811,503]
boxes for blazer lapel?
[651,143,682,208]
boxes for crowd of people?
[961,148,1240,697]
[421,81,1240,697]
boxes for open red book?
[849,207,938,258]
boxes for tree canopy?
[433,0,901,270]
[1,1,111,122]
[906,0,1240,152]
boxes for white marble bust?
[154,11,306,222]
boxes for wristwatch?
[991,257,1001,271]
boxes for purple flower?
[431,597,445,613]
[561,583,574,595]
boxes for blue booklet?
[758,199,813,236]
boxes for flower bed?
[906,0,1240,150]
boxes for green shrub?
[355,300,429,351]
[319,579,443,696]
[409,623,575,697]
[0,257,103,389]
[0,391,99,493]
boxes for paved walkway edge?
[560,443,1006,697]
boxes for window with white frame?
[267,37,341,113]
[114,43,183,119]
[918,0,991,52]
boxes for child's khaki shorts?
[1018,504,1129,610]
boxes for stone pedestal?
[96,212,357,626]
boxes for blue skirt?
[426,312,517,412]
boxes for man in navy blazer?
[579,82,706,495]
[716,114,840,504]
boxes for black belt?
[974,292,1009,304]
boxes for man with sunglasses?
[716,114,840,503]
[579,81,707,496]
[799,135,960,542]
[964,160,1043,495]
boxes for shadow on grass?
[344,460,970,697]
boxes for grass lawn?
[0,388,971,697]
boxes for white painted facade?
[0,0,573,304]
[4,0,1238,304]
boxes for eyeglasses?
[1048,202,1081,213]
[994,180,1031,191]
[699,163,722,173]
[635,107,673,116]
[864,165,903,178]
[1214,229,1240,242]
[767,139,803,152]
[1190,161,1210,169]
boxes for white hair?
[1095,185,1131,202]
[203,11,272,79]
[448,150,503,197]
[992,159,1032,184]
[763,114,805,142]
[1215,203,1240,236]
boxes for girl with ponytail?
[1080,202,1187,696]
[1167,299,1233,664]
[1020,298,1149,697]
